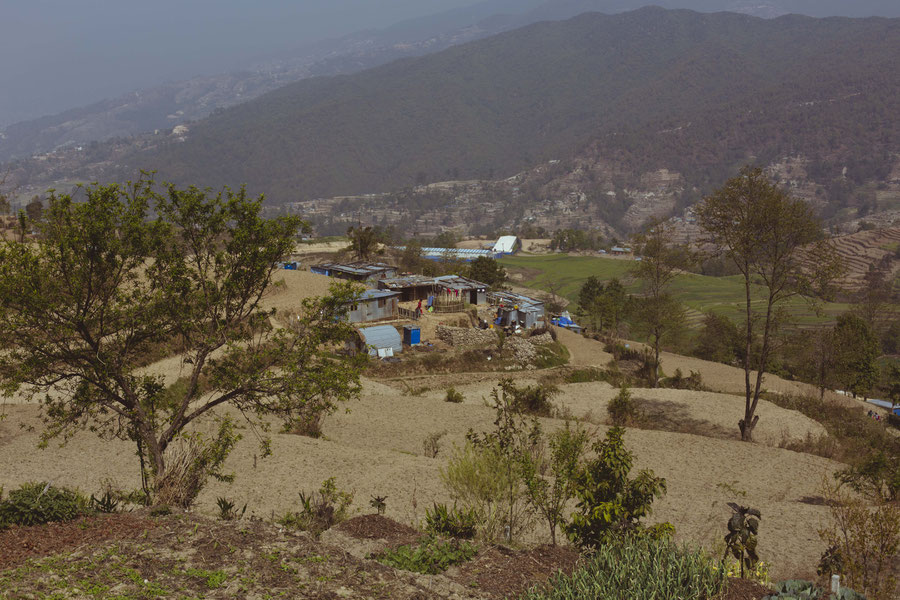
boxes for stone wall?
[435,325,497,347]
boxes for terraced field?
[501,254,851,328]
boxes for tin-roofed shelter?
[311,261,398,283]
[345,289,400,323]
[433,275,488,305]
[394,246,497,261]
[492,236,520,255]
[489,291,545,329]
[378,275,437,302]
[354,325,403,357]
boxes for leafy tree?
[602,278,627,334]
[467,256,507,290]
[565,426,669,549]
[630,220,690,387]
[832,313,880,398]
[578,276,605,330]
[693,313,742,365]
[0,179,364,505]
[696,167,843,441]
[795,326,838,401]
[25,196,43,223]
[346,225,382,261]
[855,264,894,329]
[0,194,9,216]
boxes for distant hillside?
[122,8,898,206]
[4,0,898,163]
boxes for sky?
[0,0,481,127]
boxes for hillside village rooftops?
[357,289,401,301]
[488,291,544,311]
[312,261,397,278]
[378,275,436,289]
[433,275,488,291]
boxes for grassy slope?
[501,253,851,327]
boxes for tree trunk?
[742,276,754,441]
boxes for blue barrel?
[403,325,421,345]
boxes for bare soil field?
[0,270,863,585]
[1,368,842,580]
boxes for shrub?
[0,482,90,528]
[369,495,387,515]
[90,491,120,514]
[425,503,478,539]
[377,536,477,574]
[423,430,448,458]
[520,536,726,600]
[565,368,609,384]
[216,497,247,521]
[607,385,638,426]
[565,426,669,549]
[661,368,705,391]
[503,379,559,416]
[818,480,899,600]
[764,579,866,600]
[278,477,353,537]
[533,341,570,369]
[445,387,464,403]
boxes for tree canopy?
[0,178,364,505]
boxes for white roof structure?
[492,236,519,254]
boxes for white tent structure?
[492,236,519,255]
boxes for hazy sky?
[0,0,480,126]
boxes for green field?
[500,254,851,327]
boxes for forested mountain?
[3,0,897,163]
[124,7,899,205]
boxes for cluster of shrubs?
[0,482,122,529]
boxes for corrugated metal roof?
[315,261,396,276]
[358,289,400,301]
[379,275,436,289]
[492,236,519,254]
[358,325,402,349]
[433,275,488,290]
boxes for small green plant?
[149,504,171,517]
[0,482,90,529]
[216,496,247,521]
[520,536,726,600]
[763,579,867,600]
[377,536,477,574]
[278,477,353,537]
[445,387,465,403]
[565,368,609,384]
[425,503,477,539]
[723,503,762,579]
[90,491,120,514]
[607,385,637,426]
[369,495,387,515]
[185,568,228,589]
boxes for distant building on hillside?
[378,275,437,302]
[311,261,398,283]
[433,275,488,305]
[349,325,403,357]
[610,246,632,255]
[492,235,520,255]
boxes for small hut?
[433,275,488,305]
[311,261,397,283]
[353,325,403,357]
[345,289,400,323]
[377,275,437,302]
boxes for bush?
[565,427,669,549]
[661,368,705,391]
[425,503,478,539]
[377,536,477,574]
[504,380,559,416]
[445,387,464,403]
[0,482,90,528]
[764,579,866,600]
[565,368,609,384]
[520,536,725,600]
[819,480,899,600]
[607,385,638,426]
[278,477,353,537]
